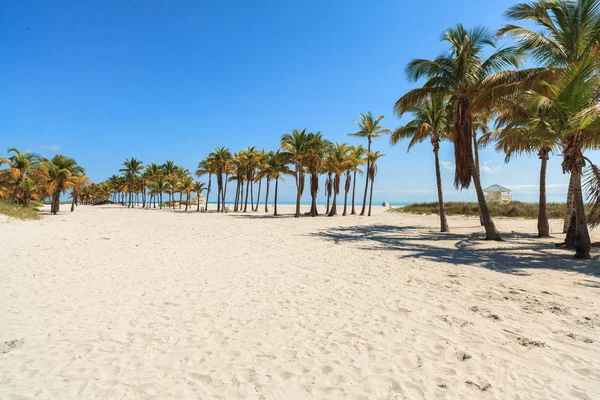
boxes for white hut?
[483,184,512,203]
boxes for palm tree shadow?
[310,224,600,278]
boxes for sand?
[1,204,599,399]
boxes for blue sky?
[1,0,591,204]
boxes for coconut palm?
[145,163,163,208]
[281,129,311,218]
[0,148,46,204]
[174,167,191,209]
[349,145,366,215]
[269,152,293,216]
[47,155,86,215]
[208,147,233,213]
[349,112,390,216]
[196,158,213,212]
[395,24,524,240]
[179,176,194,211]
[366,151,385,216]
[392,94,451,232]
[483,96,558,237]
[120,157,144,208]
[325,143,351,216]
[192,181,206,212]
[499,0,600,256]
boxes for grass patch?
[390,201,575,219]
[0,199,41,220]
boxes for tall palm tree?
[325,143,351,216]
[209,147,233,213]
[268,152,293,216]
[392,94,451,232]
[155,178,167,209]
[395,24,523,240]
[47,155,86,215]
[281,129,311,218]
[349,145,366,215]
[196,158,213,212]
[145,163,163,209]
[180,176,194,211]
[120,157,144,208]
[192,181,206,212]
[0,148,45,204]
[483,97,558,237]
[366,151,385,217]
[499,0,600,257]
[349,112,390,216]
[174,167,191,209]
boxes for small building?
[483,184,512,203]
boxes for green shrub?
[0,199,41,220]
[390,201,578,219]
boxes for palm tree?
[269,152,293,216]
[349,145,366,215]
[120,157,144,208]
[366,151,385,216]
[325,143,350,216]
[304,132,329,217]
[47,155,86,215]
[208,147,233,213]
[196,158,213,212]
[395,24,523,240]
[349,112,390,216]
[281,129,311,218]
[0,148,45,204]
[167,177,179,209]
[483,96,558,237]
[145,163,163,208]
[499,0,600,256]
[179,176,194,211]
[192,181,206,212]
[155,178,167,209]
[392,95,451,232]
[174,167,191,209]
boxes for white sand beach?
[1,205,599,399]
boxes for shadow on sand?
[310,224,600,278]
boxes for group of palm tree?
[3,1,598,261]
[89,114,387,218]
[391,0,600,259]
[0,148,87,214]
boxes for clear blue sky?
[1,0,591,203]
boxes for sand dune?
[1,205,599,399]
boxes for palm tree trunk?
[537,150,550,237]
[254,179,262,212]
[368,174,374,217]
[205,174,212,212]
[185,193,189,211]
[71,195,76,212]
[351,170,357,215]
[471,161,501,240]
[563,173,576,233]
[222,176,228,213]
[329,175,340,216]
[343,172,350,216]
[250,177,254,210]
[472,130,484,226]
[197,193,201,212]
[274,178,280,216]
[159,192,163,209]
[234,180,239,211]
[244,176,250,212]
[434,146,450,232]
[360,140,371,215]
[310,173,318,217]
[265,179,270,213]
[572,172,591,259]
[294,169,301,218]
